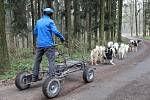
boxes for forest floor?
[0,35,150,100]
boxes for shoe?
[32,76,42,82]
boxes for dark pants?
[32,46,55,77]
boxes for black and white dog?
[129,39,141,52]
[103,47,115,65]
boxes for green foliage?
[0,48,90,80]
[0,70,17,80]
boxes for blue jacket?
[34,15,65,48]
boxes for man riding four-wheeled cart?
[15,7,95,99]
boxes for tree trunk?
[73,0,81,40]
[55,0,59,27]
[64,0,71,44]
[47,0,53,8]
[73,0,78,39]
[129,2,133,36]
[34,0,38,21]
[149,24,150,36]
[30,0,36,54]
[111,0,117,41]
[94,2,98,46]
[105,0,112,41]
[9,34,16,55]
[99,0,105,45]
[117,0,123,42]
[38,0,41,19]
[149,0,150,36]
[143,0,146,37]
[87,12,92,50]
[108,0,112,40]
[22,37,25,48]
[139,8,141,36]
[135,0,138,36]
[0,0,9,70]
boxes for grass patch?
[144,36,150,40]
[0,48,90,80]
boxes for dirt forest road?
[1,37,150,100]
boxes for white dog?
[90,46,100,65]
[118,43,127,59]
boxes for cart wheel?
[15,71,31,90]
[83,67,94,83]
[42,78,61,99]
